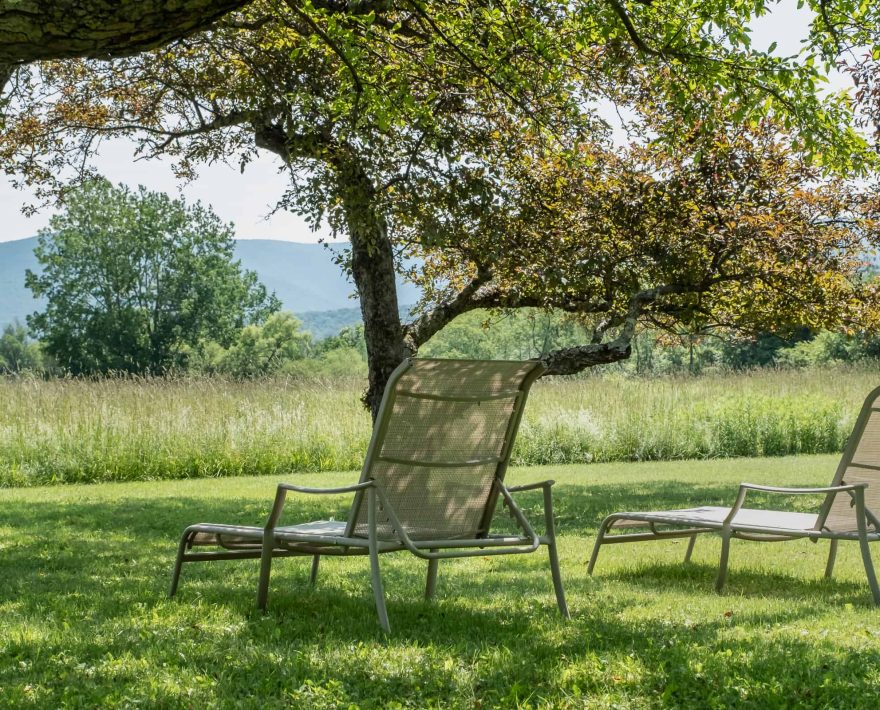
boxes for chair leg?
[716,529,733,593]
[168,530,190,598]
[257,532,275,611]
[587,517,613,575]
[858,535,880,605]
[853,489,880,605]
[683,534,697,564]
[425,554,439,600]
[309,555,320,586]
[368,545,390,632]
[367,489,391,632]
[548,538,571,619]
[824,539,838,580]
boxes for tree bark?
[332,149,408,420]
[540,340,632,376]
[251,120,407,418]
[0,1,252,65]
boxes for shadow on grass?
[2,480,879,706]
[601,561,872,604]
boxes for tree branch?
[403,0,541,124]
[403,263,616,351]
[0,1,253,65]
[252,120,329,162]
[403,265,494,348]
[606,0,659,56]
[540,338,632,376]
[309,0,394,14]
[818,0,843,55]
[540,279,725,376]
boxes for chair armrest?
[723,481,868,526]
[501,480,559,543]
[738,482,867,495]
[506,479,555,493]
[266,480,375,529]
[278,481,374,495]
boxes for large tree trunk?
[0,1,251,65]
[252,123,408,420]
[333,151,409,421]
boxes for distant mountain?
[297,306,365,340]
[0,237,421,340]
[0,238,43,328]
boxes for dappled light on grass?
[2,457,880,706]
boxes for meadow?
[2,457,879,708]
[0,366,875,486]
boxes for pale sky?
[0,1,842,244]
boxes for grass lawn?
[2,455,879,708]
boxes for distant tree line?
[1,180,372,379]
[5,306,880,380]
[4,180,879,381]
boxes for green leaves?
[6,0,880,389]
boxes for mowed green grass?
[2,365,879,486]
[2,456,879,708]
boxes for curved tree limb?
[402,265,495,349]
[540,338,632,375]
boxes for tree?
[195,311,312,377]
[0,321,43,373]
[812,3,880,143]
[26,180,279,374]
[2,1,877,415]
[402,114,880,368]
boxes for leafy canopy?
[3,0,880,405]
[1,1,871,207]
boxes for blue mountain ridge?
[0,237,421,340]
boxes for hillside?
[0,237,420,340]
[0,238,43,328]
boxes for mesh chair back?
[345,359,544,541]
[819,386,880,533]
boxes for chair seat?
[611,506,819,532]
[188,523,262,547]
[278,520,348,536]
[189,520,348,547]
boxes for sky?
[0,1,840,245]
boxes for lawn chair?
[588,386,880,605]
[169,358,569,631]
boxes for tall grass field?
[0,366,876,486]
